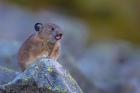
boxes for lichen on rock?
[0,58,83,93]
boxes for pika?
[18,23,63,71]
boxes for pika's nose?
[58,33,63,37]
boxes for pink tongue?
[55,36,61,40]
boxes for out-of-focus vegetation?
[5,0,140,45]
[1,0,140,93]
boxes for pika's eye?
[34,23,43,32]
[47,24,55,31]
[51,27,55,31]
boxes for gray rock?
[0,58,83,93]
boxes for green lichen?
[47,86,52,90]
[47,67,54,73]
[55,85,62,92]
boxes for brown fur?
[18,31,61,71]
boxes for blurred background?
[0,0,140,93]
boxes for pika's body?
[18,23,63,71]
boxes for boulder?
[0,58,83,93]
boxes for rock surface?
[0,58,83,93]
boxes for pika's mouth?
[55,33,63,40]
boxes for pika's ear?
[34,23,43,32]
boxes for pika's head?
[34,23,63,43]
